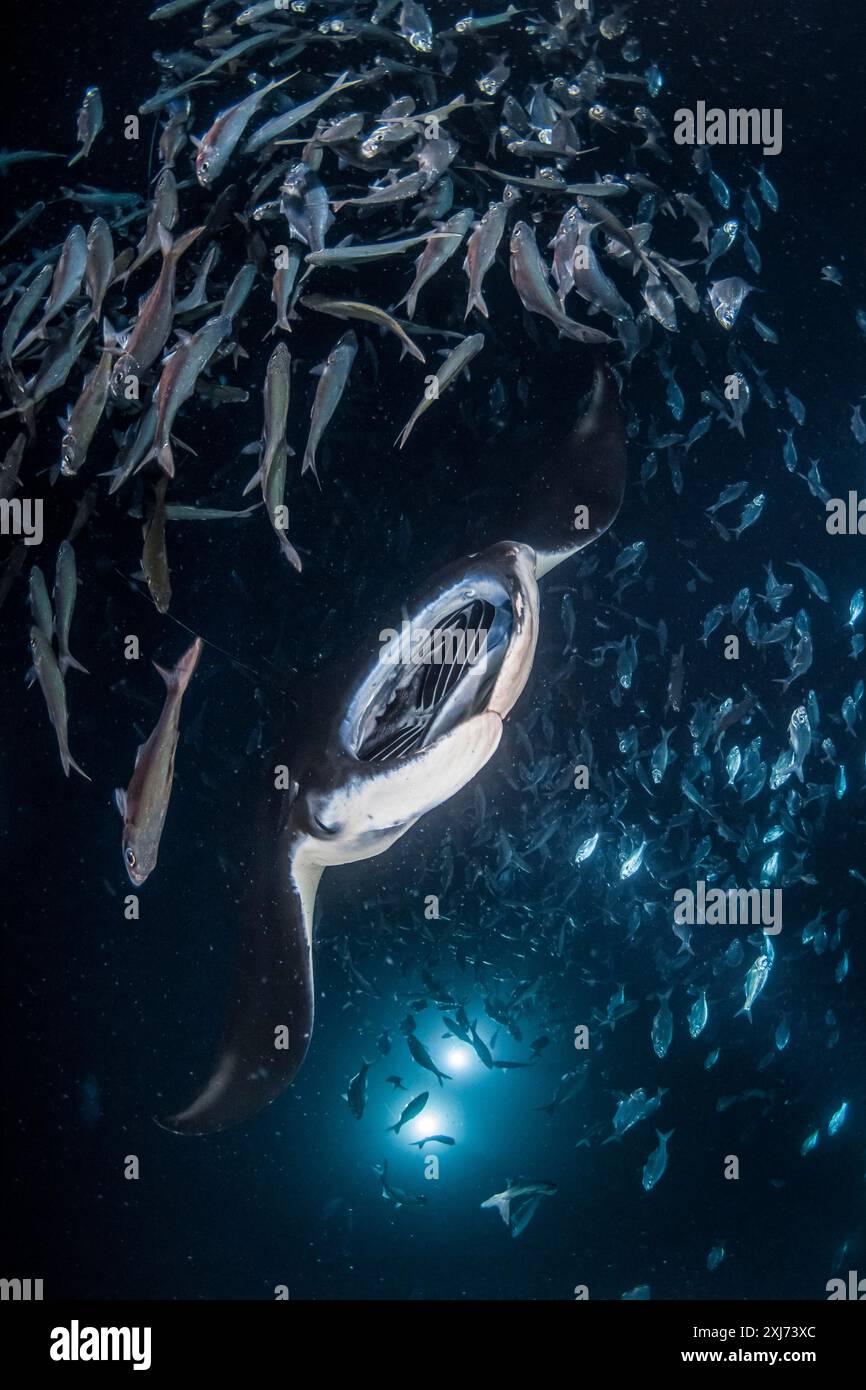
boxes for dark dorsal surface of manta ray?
[159,360,626,1136]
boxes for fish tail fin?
[301,449,320,484]
[63,747,91,781]
[119,255,144,286]
[277,533,303,573]
[59,652,90,677]
[152,441,175,478]
[154,635,203,694]
[735,1004,752,1023]
[464,289,488,320]
[168,225,205,265]
[67,149,84,169]
[10,327,40,358]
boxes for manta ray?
[160,360,626,1134]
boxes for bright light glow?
[409,1110,441,1140]
[446,1046,471,1072]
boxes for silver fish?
[69,87,103,167]
[0,200,46,250]
[124,169,179,278]
[300,293,424,362]
[269,244,303,334]
[250,341,301,570]
[280,162,333,252]
[29,626,90,780]
[709,277,754,331]
[13,225,88,355]
[463,200,509,319]
[141,475,172,613]
[398,207,474,319]
[305,231,449,267]
[29,565,54,642]
[302,330,358,480]
[3,308,93,418]
[194,73,297,186]
[642,274,677,331]
[788,705,811,782]
[116,637,203,885]
[0,432,25,500]
[110,224,203,397]
[571,213,633,321]
[53,540,89,676]
[509,222,612,344]
[247,71,362,156]
[148,313,233,477]
[642,1129,673,1192]
[84,216,114,324]
[675,192,712,250]
[333,172,430,212]
[2,264,52,366]
[60,326,114,477]
[736,953,770,1021]
[158,97,192,170]
[396,332,484,449]
[128,502,261,521]
[651,253,700,313]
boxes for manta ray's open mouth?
[357,596,510,763]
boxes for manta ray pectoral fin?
[156,829,322,1137]
[357,709,504,833]
[522,356,627,576]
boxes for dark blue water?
[2,0,865,1303]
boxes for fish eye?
[125,848,136,869]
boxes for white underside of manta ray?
[159,359,627,1135]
